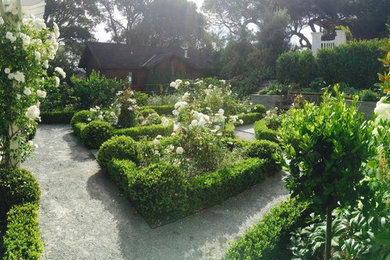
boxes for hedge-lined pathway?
[23,124,288,260]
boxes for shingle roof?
[78,42,213,70]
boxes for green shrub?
[254,119,279,143]
[238,112,264,125]
[1,203,42,260]
[0,168,41,216]
[139,108,157,117]
[222,137,251,151]
[317,40,385,90]
[112,123,173,141]
[97,135,140,168]
[81,121,113,149]
[188,158,268,209]
[107,159,138,195]
[245,140,282,174]
[129,162,189,226]
[134,91,148,106]
[73,122,87,138]
[142,105,174,115]
[250,104,266,115]
[225,123,235,137]
[276,50,317,88]
[358,89,380,102]
[225,198,309,259]
[40,110,75,124]
[70,110,92,129]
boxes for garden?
[1,0,390,259]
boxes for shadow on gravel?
[62,132,95,163]
[86,170,289,259]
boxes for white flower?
[170,81,177,89]
[184,81,190,86]
[156,135,163,139]
[37,90,47,98]
[53,22,60,38]
[19,33,31,49]
[176,147,184,155]
[153,138,160,145]
[375,101,390,121]
[33,18,46,31]
[219,80,226,84]
[98,115,104,120]
[161,117,169,127]
[16,94,21,100]
[5,32,16,42]
[4,68,10,74]
[128,106,133,111]
[43,60,49,69]
[182,92,191,100]
[23,88,32,96]
[239,119,244,125]
[217,109,224,115]
[35,51,41,62]
[172,110,179,116]
[110,111,116,117]
[127,98,136,104]
[55,77,60,87]
[174,101,188,111]
[26,105,40,119]
[55,67,66,78]
[8,71,25,83]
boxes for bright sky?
[95,0,204,42]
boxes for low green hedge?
[238,112,264,125]
[81,120,113,149]
[245,140,282,174]
[73,122,87,138]
[0,168,42,259]
[142,105,174,116]
[106,156,279,227]
[70,110,93,129]
[40,110,75,124]
[254,119,279,143]
[112,122,173,141]
[225,198,309,259]
[1,203,42,260]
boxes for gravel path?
[234,124,256,141]
[23,124,288,260]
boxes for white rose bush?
[0,0,62,168]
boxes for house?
[78,42,214,91]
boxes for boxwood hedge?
[40,111,75,124]
[254,119,279,143]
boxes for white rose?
[172,110,179,116]
[23,88,32,96]
[26,105,40,119]
[153,139,160,145]
[176,147,184,155]
[98,115,104,120]
[170,81,176,89]
[4,68,10,74]
[55,76,60,87]
[161,117,169,127]
[35,51,41,62]
[374,101,390,121]
[55,67,66,78]
[53,22,60,38]
[37,90,47,98]
[5,32,16,42]
[110,111,116,116]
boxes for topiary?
[97,135,140,168]
[245,140,282,174]
[129,162,188,226]
[0,168,41,217]
[70,110,93,129]
[81,120,113,149]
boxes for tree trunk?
[324,206,332,260]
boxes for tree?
[44,0,101,78]
[136,0,208,48]
[280,87,375,259]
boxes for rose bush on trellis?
[0,0,62,168]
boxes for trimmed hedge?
[0,168,42,259]
[40,110,75,124]
[97,135,140,169]
[139,108,157,117]
[142,105,174,116]
[1,203,42,260]
[250,104,266,115]
[276,40,385,90]
[106,157,278,227]
[81,120,113,149]
[112,122,174,141]
[238,112,264,125]
[254,119,279,143]
[225,123,235,137]
[225,198,309,259]
[245,140,282,174]
[73,122,87,138]
[70,110,92,129]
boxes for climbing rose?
[176,147,184,155]
[375,99,390,121]
[37,90,47,98]
[55,67,66,78]
[26,105,40,119]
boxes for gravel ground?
[23,124,288,260]
[234,124,256,141]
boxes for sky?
[95,0,204,42]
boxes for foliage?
[73,122,87,138]
[250,104,266,115]
[237,112,264,125]
[145,95,178,107]
[358,89,380,102]
[112,122,173,141]
[129,162,189,226]
[114,88,138,128]
[225,198,309,259]
[276,50,317,88]
[81,120,113,149]
[280,86,375,215]
[1,203,42,260]
[70,71,124,110]
[258,82,298,95]
[70,110,93,129]
[97,135,140,169]
[133,91,148,106]
[317,40,385,90]
[290,208,390,259]
[244,140,282,171]
[254,119,280,143]
[40,110,75,124]
[0,2,62,168]
[142,105,174,115]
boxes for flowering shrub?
[0,1,62,168]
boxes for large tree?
[44,0,101,77]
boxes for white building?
[311,30,346,55]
